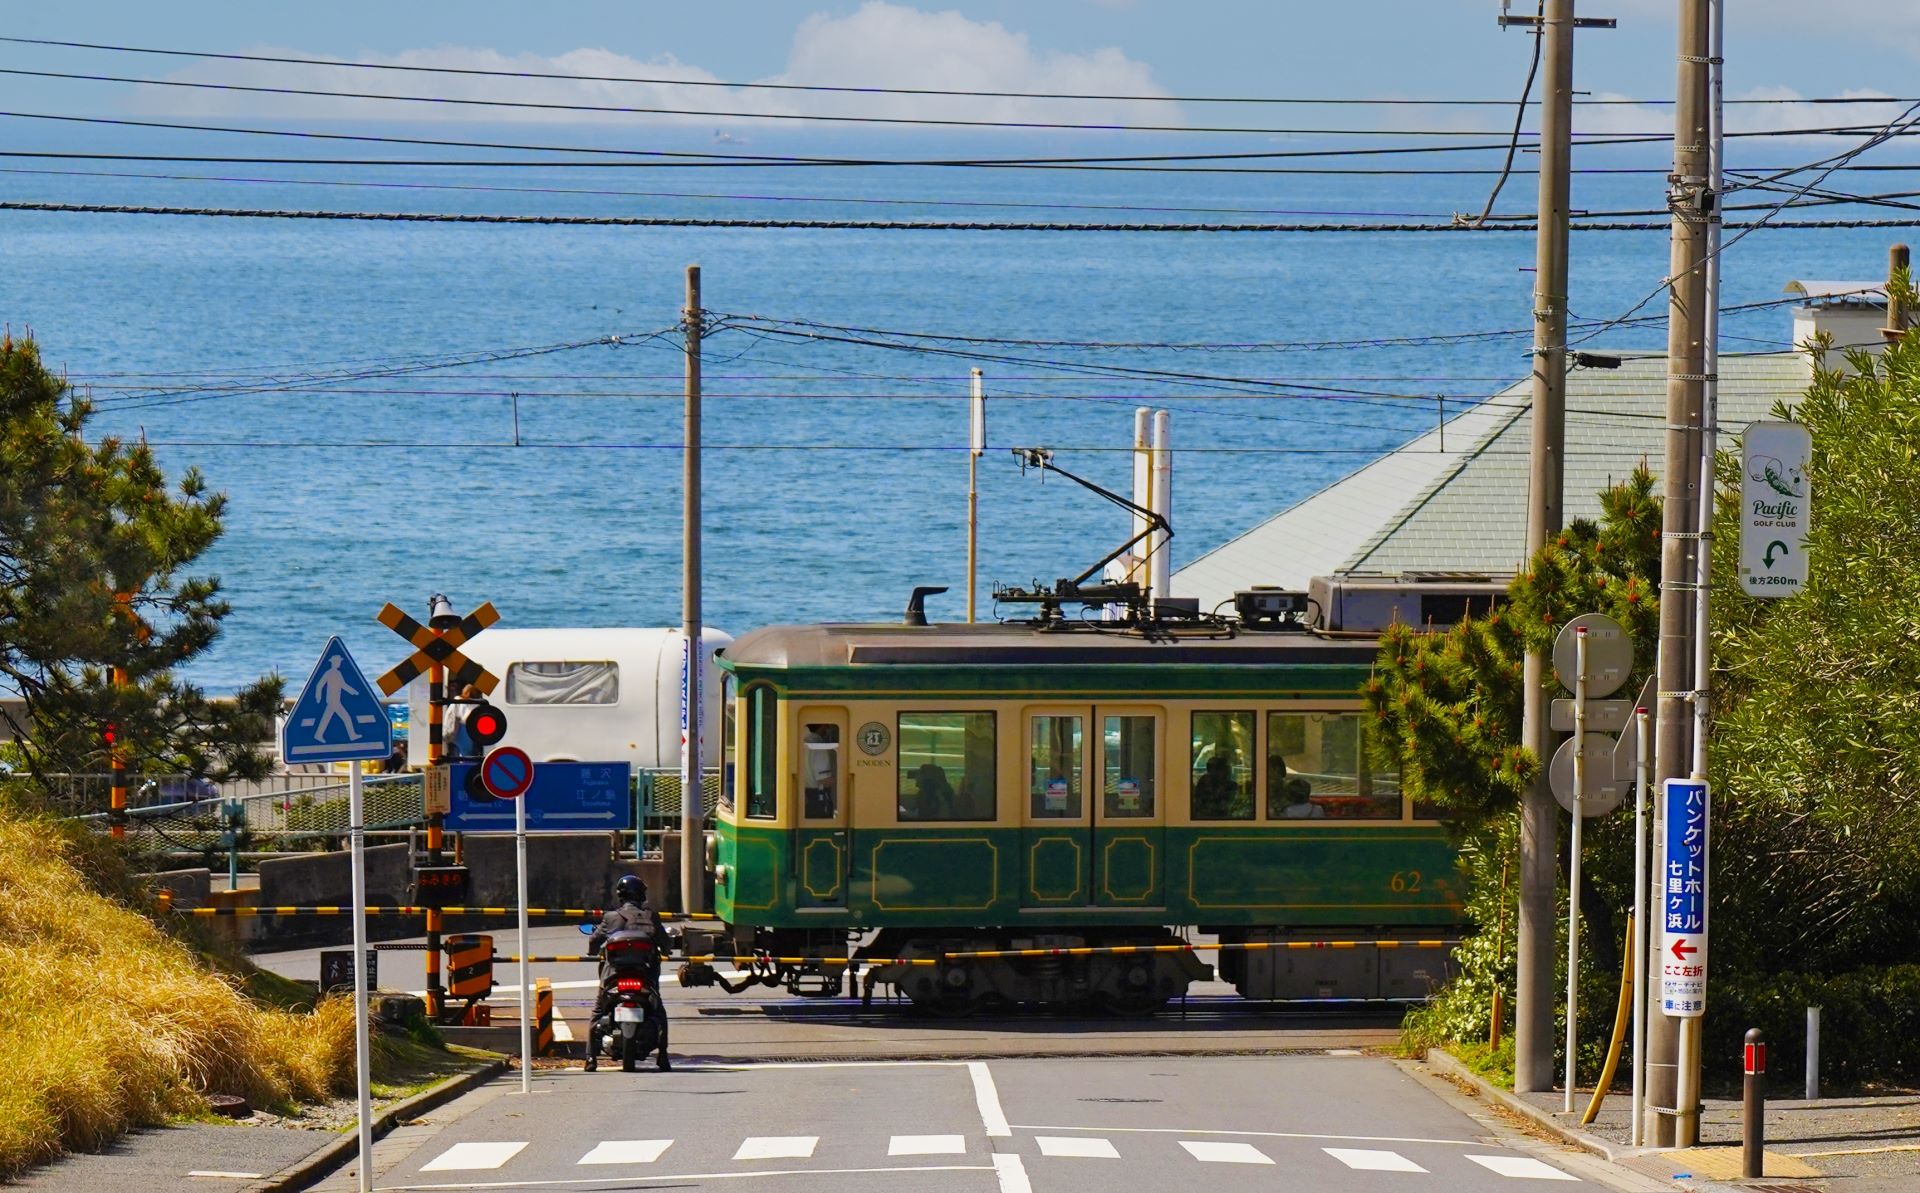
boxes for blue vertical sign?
[1660,778,1710,1017]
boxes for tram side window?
[898,711,996,821]
[1189,711,1255,820]
[1266,710,1401,819]
[1030,715,1083,818]
[745,685,777,820]
[719,677,737,814]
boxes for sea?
[0,120,1902,690]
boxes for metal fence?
[58,766,717,848]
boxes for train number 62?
[1389,870,1423,893]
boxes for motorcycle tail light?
[615,976,648,992]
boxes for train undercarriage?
[680,922,1459,1014]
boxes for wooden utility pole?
[1514,0,1577,1097]
[1650,0,1714,1149]
[680,265,705,915]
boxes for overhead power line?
[10,199,1920,232]
[0,109,1672,168]
[0,66,1696,137]
[5,36,1913,109]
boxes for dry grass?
[0,811,357,1177]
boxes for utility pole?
[967,368,984,623]
[680,264,705,916]
[1650,0,1714,1149]
[1514,0,1576,1097]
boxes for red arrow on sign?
[1670,939,1698,961]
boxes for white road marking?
[186,1172,264,1179]
[577,1140,673,1165]
[969,1061,1011,1138]
[1036,1136,1120,1159]
[992,1154,1034,1193]
[1325,1147,1428,1172]
[1327,1048,1364,1056]
[1013,1123,1482,1146]
[382,1164,993,1191]
[1180,1140,1275,1165]
[889,1135,966,1155]
[419,1141,528,1172]
[733,1136,818,1160]
[1467,1154,1581,1180]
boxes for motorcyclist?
[585,873,671,1071]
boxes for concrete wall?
[247,844,416,948]
[259,842,413,907]
[139,867,211,909]
[460,833,615,911]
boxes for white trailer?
[406,627,732,770]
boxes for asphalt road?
[313,1054,1658,1192]
[253,927,1410,1061]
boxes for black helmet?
[614,874,647,905]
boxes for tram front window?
[898,711,996,821]
[1030,715,1083,818]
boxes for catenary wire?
[0,66,1700,137]
[6,36,1914,109]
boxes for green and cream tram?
[706,621,1461,1014]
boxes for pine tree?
[0,335,281,794]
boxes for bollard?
[1806,1006,1821,1101]
[1744,1028,1767,1178]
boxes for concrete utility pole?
[1650,0,1714,1148]
[680,264,705,915]
[1514,0,1577,1096]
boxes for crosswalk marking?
[1179,1140,1275,1165]
[734,1136,819,1160]
[419,1141,527,1172]
[578,1140,673,1165]
[889,1134,967,1156]
[1467,1154,1581,1181]
[1325,1147,1429,1173]
[1036,1136,1121,1158]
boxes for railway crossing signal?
[374,600,501,697]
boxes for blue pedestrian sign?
[281,637,392,765]
[1659,778,1710,1018]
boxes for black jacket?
[588,900,668,957]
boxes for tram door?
[794,708,848,908]
[1023,707,1164,909]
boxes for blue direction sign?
[1660,778,1710,1018]
[281,637,392,765]
[444,761,632,832]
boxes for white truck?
[406,627,732,771]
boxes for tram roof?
[718,622,1380,671]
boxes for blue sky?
[2,1,1916,129]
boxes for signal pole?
[1514,0,1576,1096]
[680,265,705,915]
[1650,0,1714,1148]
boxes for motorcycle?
[580,924,670,1072]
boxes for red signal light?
[466,700,507,750]
[102,723,117,747]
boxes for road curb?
[245,1057,508,1193]
[1424,1047,1631,1164]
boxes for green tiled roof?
[1174,352,1808,604]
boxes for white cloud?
[135,3,1176,129]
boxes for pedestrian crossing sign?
[282,636,393,765]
